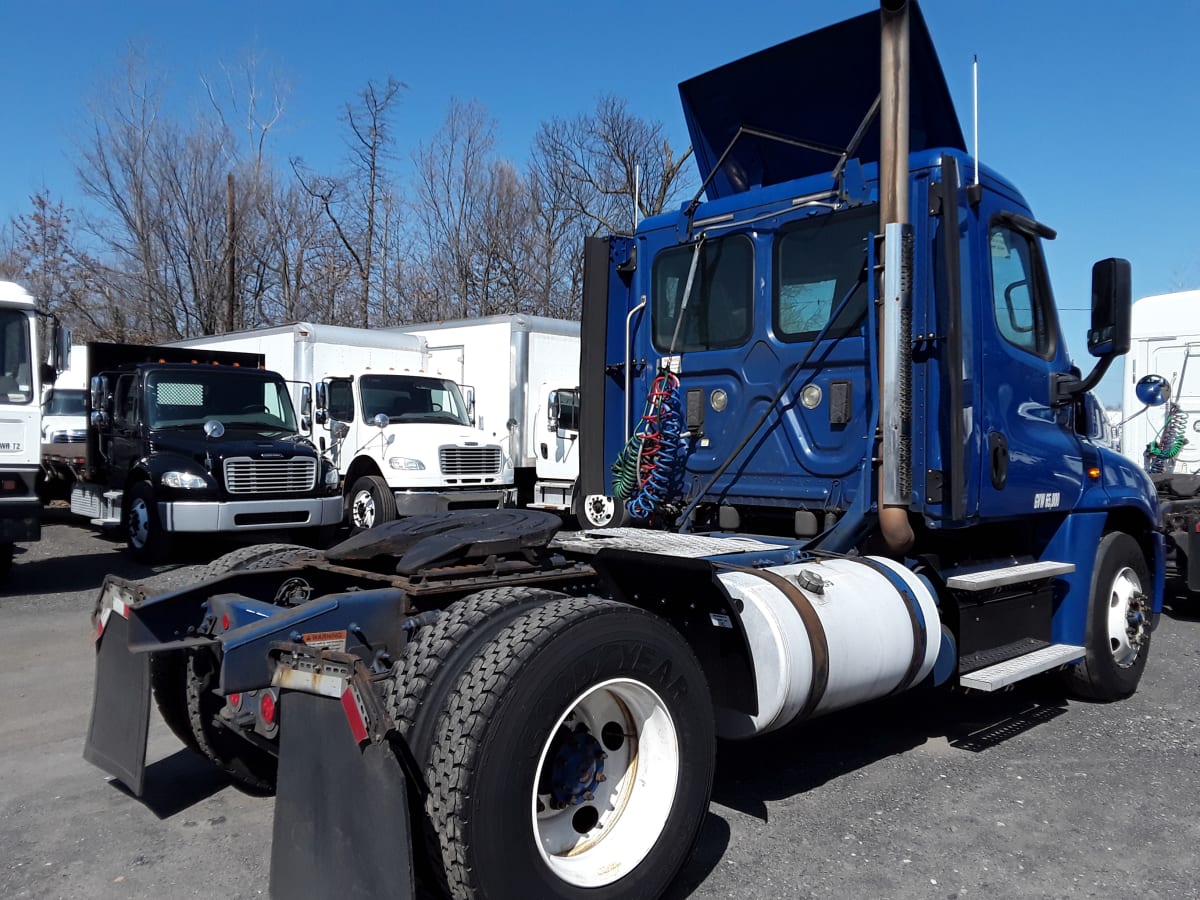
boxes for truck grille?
[50,429,87,444]
[439,446,502,476]
[223,457,317,494]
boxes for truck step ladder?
[946,560,1074,591]
[959,643,1085,691]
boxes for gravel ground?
[2,509,1198,899]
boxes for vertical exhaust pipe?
[878,0,915,555]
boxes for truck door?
[540,386,579,482]
[107,374,141,487]
[976,213,1084,520]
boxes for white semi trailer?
[173,323,513,530]
[1119,289,1200,474]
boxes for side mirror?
[90,374,109,413]
[204,420,225,439]
[89,409,109,430]
[372,412,389,429]
[314,382,328,426]
[547,390,560,432]
[464,386,476,426]
[331,420,350,441]
[300,384,312,418]
[56,324,72,373]
[1087,258,1132,358]
[40,362,56,386]
[1136,374,1171,407]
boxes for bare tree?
[532,95,693,234]
[294,76,404,328]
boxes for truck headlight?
[162,470,208,489]
[388,457,425,470]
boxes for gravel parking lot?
[2,510,1198,899]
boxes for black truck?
[67,342,342,560]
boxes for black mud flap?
[270,689,414,900]
[82,612,151,796]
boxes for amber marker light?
[1087,466,1101,480]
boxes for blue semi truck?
[84,3,1162,898]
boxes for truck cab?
[0,282,68,578]
[580,3,1160,693]
[74,343,342,560]
[315,369,514,528]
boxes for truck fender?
[589,548,758,717]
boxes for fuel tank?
[715,556,939,738]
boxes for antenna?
[972,54,980,186]
[634,163,640,231]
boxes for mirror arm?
[1053,354,1116,405]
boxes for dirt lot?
[2,510,1198,899]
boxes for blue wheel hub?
[548,724,606,808]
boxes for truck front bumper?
[392,487,516,517]
[159,496,344,533]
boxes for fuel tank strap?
[843,556,927,694]
[715,563,830,722]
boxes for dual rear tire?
[392,591,714,899]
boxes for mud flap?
[270,689,414,900]
[83,612,151,796]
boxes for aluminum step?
[946,560,1075,592]
[959,643,1085,691]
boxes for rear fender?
[591,548,758,716]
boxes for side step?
[959,643,1084,691]
[946,560,1075,591]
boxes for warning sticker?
[301,629,348,652]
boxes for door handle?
[988,431,1009,489]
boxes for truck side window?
[328,379,355,422]
[113,375,136,427]
[774,205,876,341]
[988,224,1054,358]
[652,235,753,353]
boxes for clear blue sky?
[3,1,1198,405]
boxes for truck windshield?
[145,369,298,432]
[359,374,471,426]
[45,388,86,416]
[0,309,33,405]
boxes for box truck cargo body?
[398,314,615,524]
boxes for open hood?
[678,2,965,200]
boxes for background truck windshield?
[45,388,86,416]
[145,370,298,431]
[359,374,471,426]
[0,309,33,404]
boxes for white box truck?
[398,314,622,527]
[173,323,513,529]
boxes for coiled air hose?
[611,369,683,520]
[1147,403,1188,473]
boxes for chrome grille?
[223,457,317,494]
[51,429,87,444]
[439,446,502,476]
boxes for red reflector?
[1,480,14,491]
[228,692,241,710]
[340,688,369,744]
[260,691,277,725]
[221,613,231,631]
